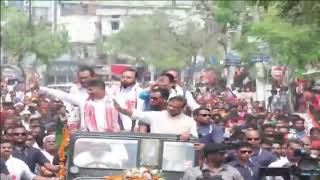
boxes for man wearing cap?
[41,135,56,163]
[37,135,57,177]
[196,143,243,180]
[13,102,24,115]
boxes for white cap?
[43,134,55,143]
[29,113,41,120]
[14,102,24,107]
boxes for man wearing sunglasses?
[11,125,59,174]
[193,107,224,144]
[1,140,48,180]
[138,88,170,133]
[228,142,260,180]
[244,130,277,167]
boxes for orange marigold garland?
[57,127,70,179]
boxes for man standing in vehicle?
[114,96,198,140]
[42,79,120,132]
[116,68,144,131]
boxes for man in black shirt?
[12,125,59,173]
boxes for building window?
[83,46,88,58]
[111,21,120,31]
[111,15,120,18]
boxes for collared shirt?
[250,148,277,167]
[197,164,244,180]
[267,157,297,180]
[5,156,36,180]
[116,84,144,131]
[69,84,88,97]
[228,160,260,180]
[12,146,49,173]
[198,124,224,144]
[268,157,290,168]
[181,166,202,180]
[132,110,198,137]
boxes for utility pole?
[53,0,57,32]
[28,0,32,32]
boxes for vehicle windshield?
[162,142,195,172]
[73,138,138,169]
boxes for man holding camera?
[266,139,305,180]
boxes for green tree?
[235,5,320,73]
[104,11,222,72]
[1,6,69,65]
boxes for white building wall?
[59,15,98,43]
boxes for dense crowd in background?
[0,66,319,180]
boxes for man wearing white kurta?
[1,141,37,180]
[165,69,200,111]
[41,79,119,132]
[116,69,144,131]
[115,96,198,139]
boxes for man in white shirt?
[165,69,200,111]
[0,141,43,180]
[267,139,304,180]
[114,96,198,140]
[37,135,56,177]
[39,66,96,131]
[69,66,96,96]
[41,135,56,163]
[269,140,303,168]
[116,68,144,131]
[42,79,120,132]
[66,66,96,128]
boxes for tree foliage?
[231,2,320,72]
[1,7,69,64]
[104,12,222,70]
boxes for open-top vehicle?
[66,132,198,180]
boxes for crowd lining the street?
[1,66,319,180]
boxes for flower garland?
[105,167,165,180]
[57,127,70,179]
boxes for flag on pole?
[55,116,64,148]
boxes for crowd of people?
[1,65,319,180]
